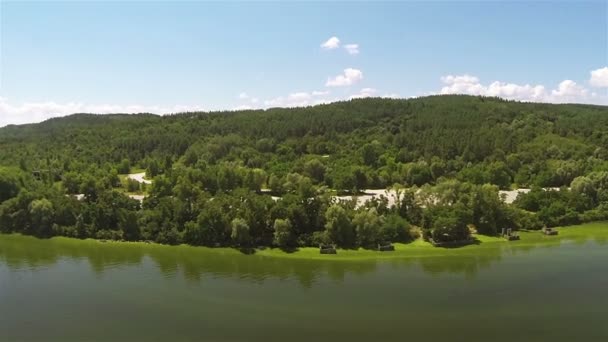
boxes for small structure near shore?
[377,242,395,252]
[501,228,520,241]
[543,227,559,236]
[319,244,337,254]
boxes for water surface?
[1,225,608,341]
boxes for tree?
[245,168,266,192]
[381,214,410,242]
[426,204,471,243]
[353,208,382,247]
[272,218,293,248]
[150,175,173,198]
[487,161,511,189]
[571,176,595,200]
[231,218,251,247]
[119,209,140,241]
[62,172,81,194]
[324,204,354,247]
[303,159,326,183]
[118,159,131,174]
[360,141,380,166]
[29,198,55,237]
[126,178,141,193]
[0,168,22,203]
[146,159,160,178]
[268,174,283,193]
[80,176,99,202]
[472,184,507,235]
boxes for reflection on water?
[2,232,604,288]
[2,230,608,341]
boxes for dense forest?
[2,95,608,249]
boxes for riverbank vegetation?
[2,95,608,249]
[2,222,606,262]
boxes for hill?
[1,95,608,247]
[2,95,608,189]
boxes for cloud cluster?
[0,97,206,127]
[321,36,340,50]
[321,36,360,55]
[590,67,608,88]
[349,88,377,99]
[237,92,259,106]
[438,74,599,104]
[326,68,363,87]
[264,91,334,108]
[344,44,359,55]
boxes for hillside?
[2,95,608,189]
[1,95,608,247]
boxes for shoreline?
[2,222,606,261]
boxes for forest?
[1,95,608,249]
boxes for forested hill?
[2,95,608,189]
[2,95,608,248]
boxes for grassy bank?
[256,223,607,260]
[3,222,607,262]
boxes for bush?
[126,179,140,192]
[95,229,123,241]
[510,208,543,230]
[381,214,410,242]
[580,204,608,222]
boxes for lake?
[1,224,608,341]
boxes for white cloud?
[264,92,311,107]
[321,36,340,50]
[238,92,259,105]
[550,80,590,102]
[440,74,480,85]
[350,89,402,100]
[486,82,546,102]
[382,93,401,99]
[344,44,359,55]
[590,67,608,87]
[350,88,377,99]
[264,90,336,108]
[233,104,254,111]
[438,74,599,104]
[0,97,206,127]
[326,68,363,87]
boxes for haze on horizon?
[0,1,606,127]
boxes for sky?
[0,1,607,126]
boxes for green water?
[1,224,608,341]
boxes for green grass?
[255,222,608,260]
[4,222,607,262]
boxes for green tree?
[303,159,326,183]
[0,167,22,203]
[119,210,140,241]
[324,204,354,247]
[352,208,382,247]
[231,218,251,247]
[29,198,55,237]
[272,218,293,248]
[118,159,131,174]
[381,214,410,242]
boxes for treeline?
[3,164,608,248]
[1,95,608,247]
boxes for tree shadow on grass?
[237,247,256,255]
[278,246,299,254]
[431,237,481,249]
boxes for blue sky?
[0,1,606,126]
